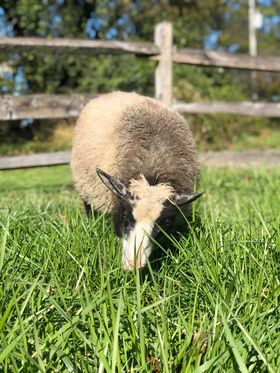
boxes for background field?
[0,165,279,372]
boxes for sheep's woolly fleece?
[129,174,174,201]
[129,175,175,223]
[71,91,199,214]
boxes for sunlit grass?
[0,166,279,371]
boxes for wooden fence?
[0,22,280,170]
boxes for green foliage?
[184,112,280,151]
[1,0,279,98]
[14,53,155,95]
[0,165,279,370]
[0,119,74,156]
[174,65,247,101]
[173,65,278,151]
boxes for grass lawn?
[0,166,279,372]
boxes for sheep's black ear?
[175,191,204,206]
[96,168,127,199]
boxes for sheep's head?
[97,168,203,270]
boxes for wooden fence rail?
[1,150,280,170]
[173,101,280,117]
[0,37,159,56]
[171,48,280,72]
[0,21,279,170]
[0,151,70,170]
[2,37,280,72]
[0,95,279,121]
[0,94,95,120]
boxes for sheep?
[71,91,203,270]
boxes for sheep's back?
[116,98,199,194]
[71,91,146,212]
[71,91,199,212]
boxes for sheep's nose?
[123,259,143,270]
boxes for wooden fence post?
[154,22,173,107]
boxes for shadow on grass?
[141,213,204,275]
[80,206,204,278]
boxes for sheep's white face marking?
[122,222,154,270]
[121,180,172,270]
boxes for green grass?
[0,166,279,372]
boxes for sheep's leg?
[83,201,92,221]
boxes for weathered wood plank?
[0,150,279,170]
[0,94,95,120]
[1,95,279,120]
[0,37,159,56]
[171,48,280,72]
[155,22,173,107]
[2,37,280,72]
[173,101,280,117]
[200,151,280,168]
[0,151,70,170]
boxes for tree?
[0,0,279,99]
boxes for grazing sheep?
[71,91,202,269]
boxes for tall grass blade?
[219,306,248,373]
